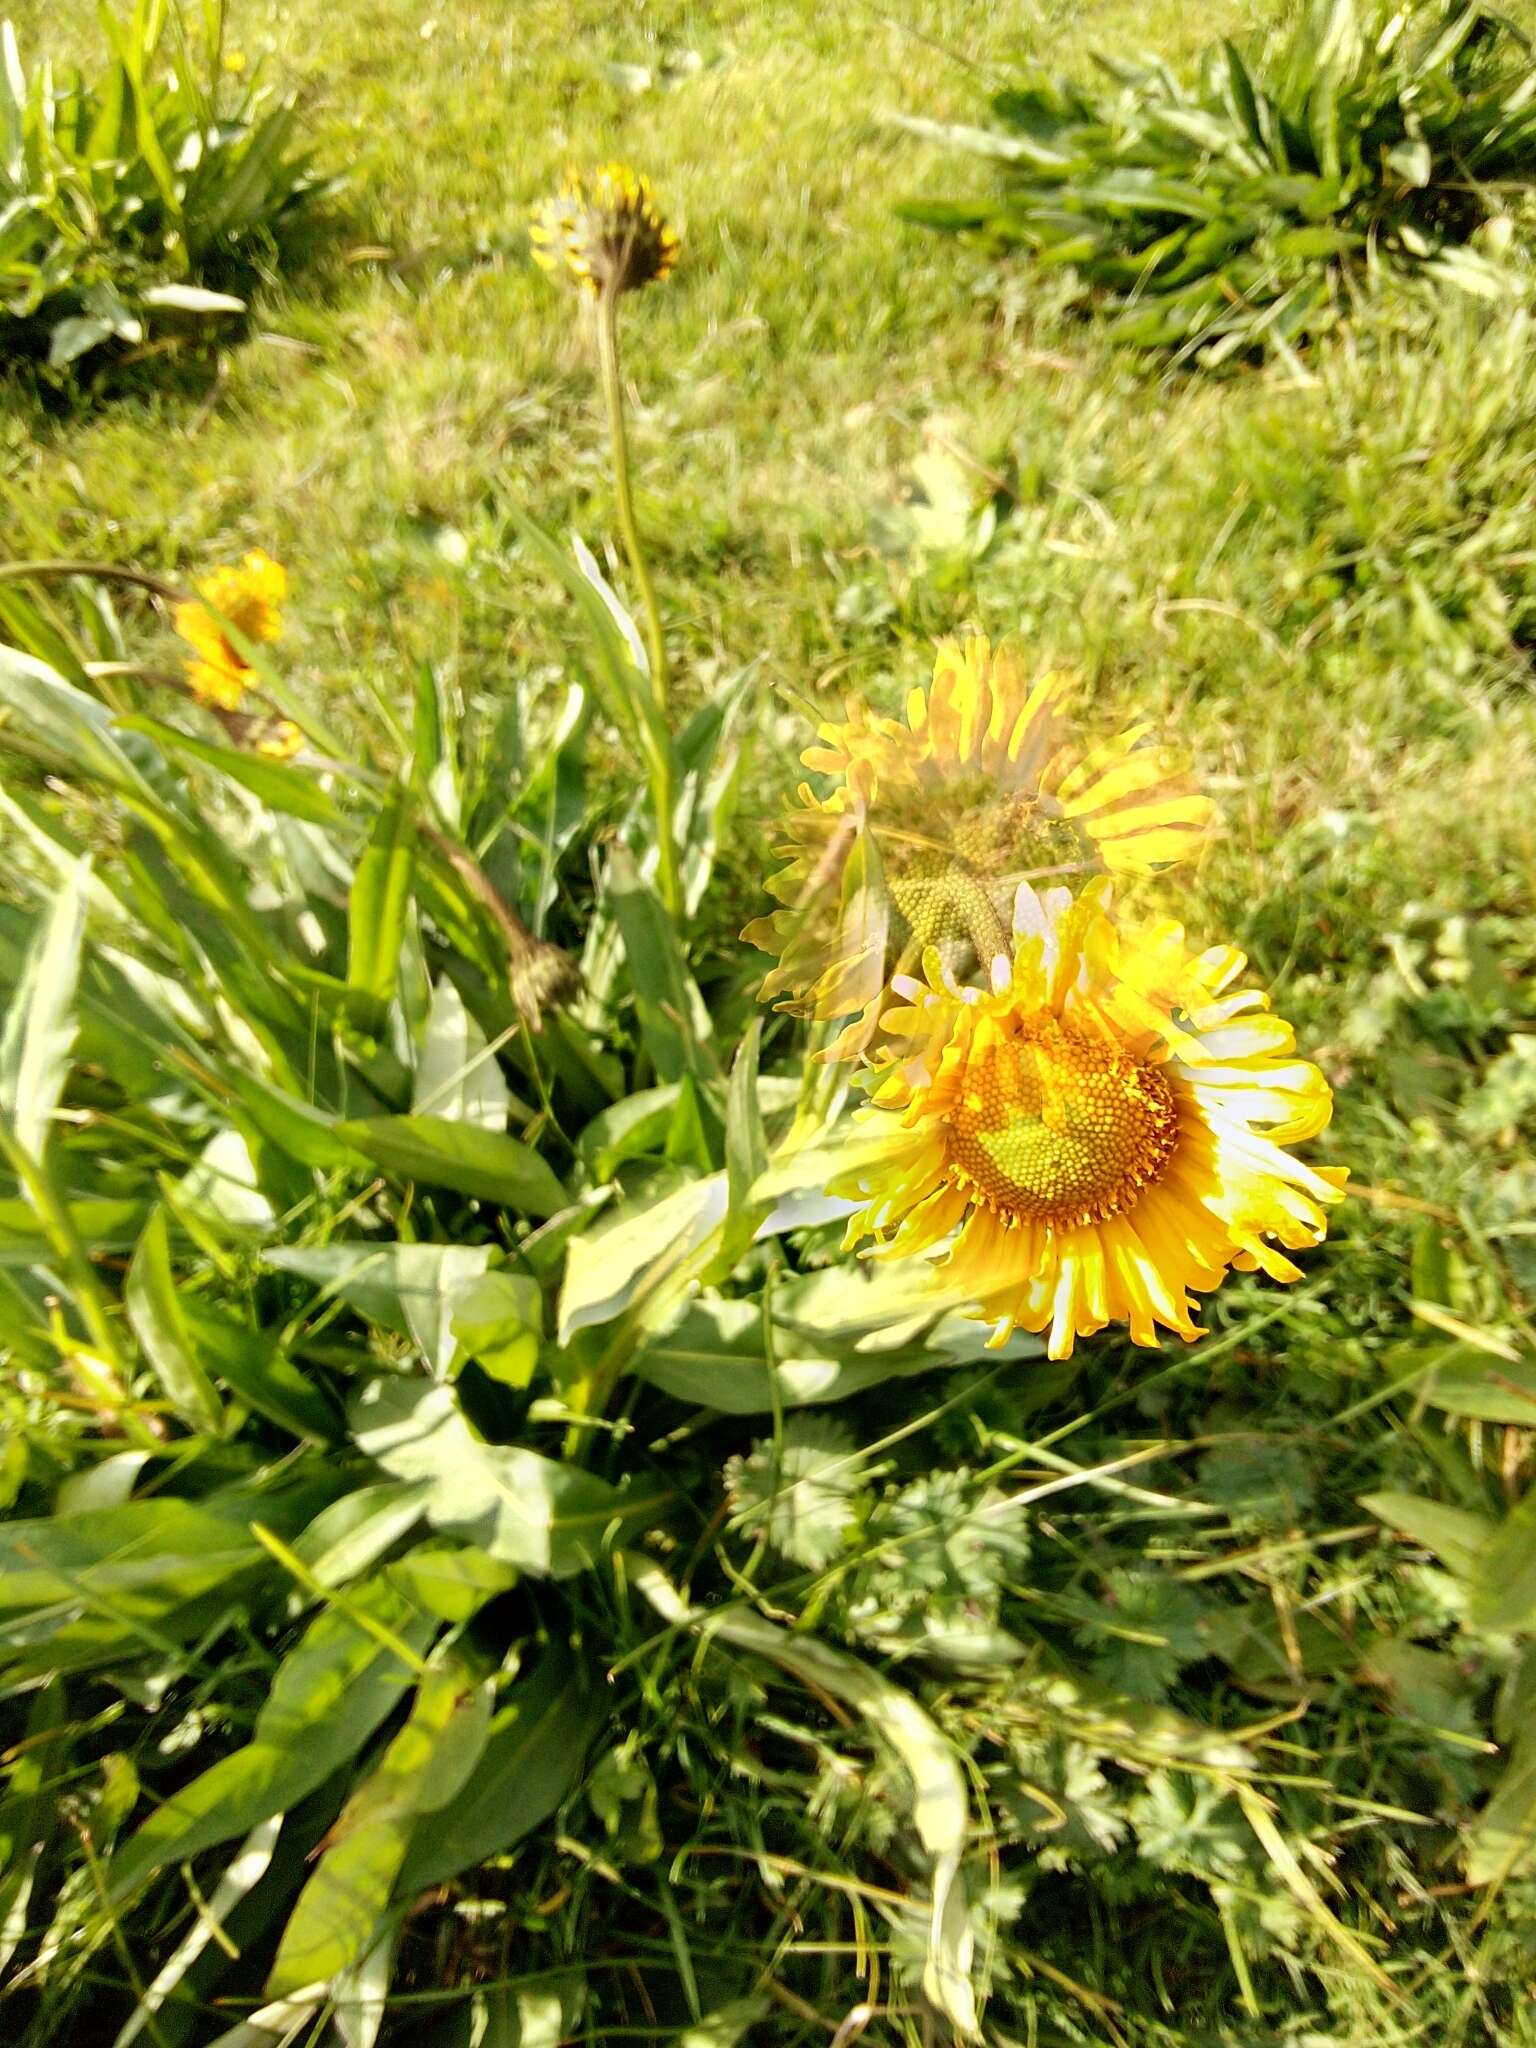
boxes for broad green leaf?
[673,2002,773,2048]
[114,714,343,826]
[634,1296,940,1413]
[294,1482,434,1588]
[577,1083,687,1179]
[350,1378,670,1575]
[605,848,720,1087]
[558,1174,727,1342]
[125,1207,224,1436]
[1469,1491,1536,1635]
[414,976,510,1132]
[0,1492,320,1613]
[0,861,88,1161]
[1415,1346,1536,1425]
[449,1269,543,1387]
[335,1114,567,1217]
[264,1241,492,1349]
[389,1545,520,1622]
[347,787,416,1033]
[182,1300,342,1442]
[268,1656,493,1996]
[399,1646,601,1891]
[110,1576,437,1900]
[1360,1490,1495,1582]
[1467,1725,1536,1885]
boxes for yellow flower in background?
[252,718,303,760]
[832,880,1345,1359]
[530,163,680,297]
[743,635,1214,1058]
[173,550,287,711]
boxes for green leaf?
[182,1300,342,1442]
[634,1296,940,1413]
[557,1174,727,1342]
[265,1240,495,1377]
[1360,1490,1496,1581]
[335,1115,567,1217]
[577,1084,688,1180]
[0,1495,283,1614]
[723,1018,769,1237]
[1467,1724,1536,1885]
[1416,1345,1536,1425]
[114,715,344,826]
[347,787,417,1034]
[450,1269,544,1388]
[110,1575,437,1902]
[268,1655,493,1996]
[125,1207,224,1435]
[414,976,510,1132]
[1469,1491,1536,1635]
[399,1646,602,1891]
[606,847,720,1087]
[0,861,88,1161]
[350,1378,670,1575]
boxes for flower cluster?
[172,549,300,757]
[749,637,1344,1358]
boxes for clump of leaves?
[725,1416,868,1566]
[0,0,334,377]
[901,0,1536,362]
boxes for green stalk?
[593,282,685,923]
[595,284,668,710]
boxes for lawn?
[2,0,1536,2043]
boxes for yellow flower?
[832,880,1345,1359]
[251,718,303,760]
[173,550,287,711]
[530,163,680,297]
[742,635,1213,1058]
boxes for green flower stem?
[594,283,685,924]
[0,560,187,604]
[595,285,668,709]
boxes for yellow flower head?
[743,634,1214,1058]
[833,880,1345,1359]
[173,550,287,711]
[530,163,680,297]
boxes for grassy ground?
[6,0,1536,2042]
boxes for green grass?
[4,0,1536,2043]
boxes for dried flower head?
[530,163,680,297]
[172,550,287,712]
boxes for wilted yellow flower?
[743,635,1213,1058]
[530,163,680,297]
[833,880,1345,1359]
[251,718,303,760]
[173,550,287,711]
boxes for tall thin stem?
[595,285,668,712]
[594,283,684,923]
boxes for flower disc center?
[947,1016,1179,1227]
